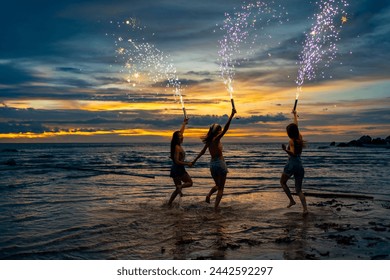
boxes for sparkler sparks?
[218,1,285,105]
[109,19,185,114]
[295,0,349,100]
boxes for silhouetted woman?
[168,117,193,206]
[280,110,308,215]
[192,108,236,209]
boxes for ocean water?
[0,142,389,259]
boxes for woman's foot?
[303,209,309,216]
[287,201,296,208]
[205,196,210,203]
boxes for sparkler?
[219,1,285,112]
[180,100,187,118]
[294,0,348,111]
[110,19,187,118]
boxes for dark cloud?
[56,67,83,73]
[0,63,36,85]
[185,71,214,77]
[178,78,214,86]
[0,2,87,58]
[0,105,288,133]
[0,121,49,134]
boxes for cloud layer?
[1,0,389,142]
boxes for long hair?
[286,123,305,155]
[201,123,221,144]
[170,131,181,160]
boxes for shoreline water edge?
[0,142,389,259]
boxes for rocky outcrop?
[333,135,390,147]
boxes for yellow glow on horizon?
[0,127,237,139]
[3,78,381,115]
[1,121,389,141]
[0,126,289,140]
[2,78,389,142]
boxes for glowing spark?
[116,47,125,54]
[341,15,348,24]
[296,86,302,99]
[111,18,186,115]
[179,94,185,109]
[296,0,349,99]
[219,1,285,102]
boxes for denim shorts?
[283,156,305,193]
[210,158,228,177]
[170,163,187,178]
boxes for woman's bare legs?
[297,191,308,215]
[214,174,226,209]
[295,176,308,215]
[206,173,224,204]
[206,174,227,210]
[280,173,296,208]
[168,174,193,206]
[206,186,217,203]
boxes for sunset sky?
[1,0,389,143]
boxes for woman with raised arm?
[168,117,193,206]
[280,110,308,215]
[192,108,236,210]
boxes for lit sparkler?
[219,1,285,111]
[110,19,187,117]
[294,0,349,111]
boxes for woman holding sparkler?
[168,117,193,206]
[280,110,308,215]
[192,108,236,210]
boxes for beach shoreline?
[1,142,389,260]
[1,188,389,260]
[154,191,390,260]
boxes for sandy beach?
[1,143,389,260]
[146,191,390,260]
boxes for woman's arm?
[215,108,236,141]
[173,145,192,166]
[282,140,295,156]
[293,110,298,126]
[192,144,208,165]
[179,117,189,134]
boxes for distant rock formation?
[333,135,390,148]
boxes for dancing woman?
[192,108,236,209]
[280,110,308,215]
[168,117,193,206]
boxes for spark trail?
[109,19,185,116]
[219,1,285,110]
[294,0,349,110]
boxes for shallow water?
[0,142,389,259]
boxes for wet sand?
[1,189,389,260]
[153,191,390,260]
